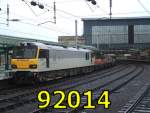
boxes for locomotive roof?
[28,42,91,52]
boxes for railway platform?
[0,71,10,80]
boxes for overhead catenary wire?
[84,0,94,12]
[22,0,56,25]
[50,0,82,4]
[20,0,81,23]
[56,13,79,21]
[43,3,81,19]
[0,16,72,35]
[1,9,54,22]
[0,8,78,36]
[113,11,150,15]
[0,1,149,35]
[38,1,56,25]
[0,4,73,35]
[23,0,80,18]
[1,1,150,22]
[1,0,150,41]
[22,0,38,16]
[79,11,150,18]
[137,0,150,15]
[9,0,104,23]
[0,26,56,40]
[22,0,80,21]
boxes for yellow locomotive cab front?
[11,59,38,69]
[10,43,40,83]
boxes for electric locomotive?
[10,42,93,83]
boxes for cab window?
[39,49,49,67]
[86,52,89,60]
[39,49,49,58]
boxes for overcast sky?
[0,0,150,42]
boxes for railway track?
[0,63,127,96]
[18,64,140,113]
[0,64,123,96]
[0,64,131,113]
[0,65,143,113]
[118,81,150,113]
[36,65,144,113]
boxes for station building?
[82,17,150,50]
[58,36,85,45]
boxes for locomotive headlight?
[29,64,37,69]
[11,64,17,69]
